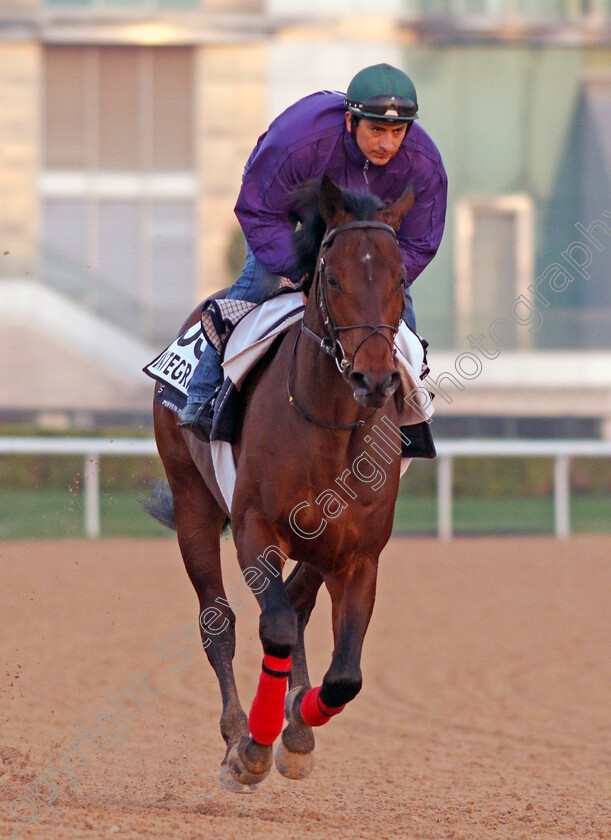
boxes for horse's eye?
[399,271,407,287]
[326,273,339,289]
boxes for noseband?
[301,220,402,377]
[288,219,403,431]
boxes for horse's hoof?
[284,685,309,725]
[278,686,315,779]
[219,763,259,794]
[274,739,315,780]
[227,736,273,786]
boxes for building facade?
[0,0,610,432]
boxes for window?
[455,195,535,348]
[45,47,193,171]
[42,46,196,344]
[45,1,200,10]
[41,196,196,343]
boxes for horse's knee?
[200,603,236,643]
[320,672,363,708]
[259,607,298,659]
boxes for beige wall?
[0,42,40,279]
[195,43,266,298]
[0,1,40,12]
[204,0,264,10]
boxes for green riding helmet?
[344,63,418,122]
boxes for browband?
[322,220,398,247]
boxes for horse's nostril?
[380,370,400,396]
[389,370,401,391]
[349,370,400,398]
[348,371,368,391]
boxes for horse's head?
[301,175,414,409]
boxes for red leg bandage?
[299,686,345,727]
[248,654,291,745]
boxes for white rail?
[0,437,157,540]
[434,439,611,540]
[0,437,610,540]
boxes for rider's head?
[344,63,418,166]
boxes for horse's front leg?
[226,516,299,786]
[289,553,378,735]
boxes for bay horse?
[151,175,414,792]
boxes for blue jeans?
[186,249,417,405]
[403,289,416,332]
[186,246,283,405]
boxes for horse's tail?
[142,480,231,535]
[142,480,176,531]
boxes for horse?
[150,175,415,792]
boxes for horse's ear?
[378,186,415,231]
[318,175,346,226]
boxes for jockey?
[178,62,447,440]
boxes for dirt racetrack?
[1,534,610,840]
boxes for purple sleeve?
[397,158,448,288]
[234,144,311,281]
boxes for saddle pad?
[222,292,306,386]
[143,322,203,397]
[201,298,259,353]
[210,293,306,444]
[153,382,186,414]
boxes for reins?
[287,329,377,430]
[287,219,402,431]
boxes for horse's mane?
[289,180,384,295]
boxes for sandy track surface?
[1,535,610,840]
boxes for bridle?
[288,219,404,431]
[303,220,402,375]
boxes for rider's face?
[346,114,408,166]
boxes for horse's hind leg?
[275,562,323,780]
[158,435,251,790]
[284,562,323,692]
[291,554,378,736]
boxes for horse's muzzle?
[348,369,401,408]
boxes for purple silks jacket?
[235,90,447,287]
